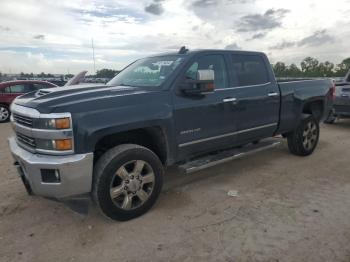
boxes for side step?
[179,138,281,174]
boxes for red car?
[0,80,57,122]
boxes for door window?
[231,55,269,86]
[185,55,228,89]
[10,84,26,93]
[33,83,50,90]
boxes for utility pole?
[92,38,96,74]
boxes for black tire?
[93,144,164,221]
[287,116,320,156]
[324,110,336,124]
[0,105,10,123]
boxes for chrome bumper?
[8,137,93,199]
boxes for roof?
[148,48,265,58]
[0,80,57,87]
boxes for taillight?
[330,82,336,100]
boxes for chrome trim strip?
[267,92,279,97]
[178,123,277,147]
[216,82,271,91]
[223,98,237,103]
[13,122,73,139]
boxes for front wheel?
[93,144,164,221]
[287,116,320,156]
[0,105,10,123]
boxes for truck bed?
[276,79,333,134]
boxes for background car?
[325,70,350,123]
[0,80,57,123]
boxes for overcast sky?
[0,0,349,74]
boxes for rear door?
[173,53,238,158]
[228,53,280,143]
[0,85,13,104]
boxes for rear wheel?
[93,144,164,221]
[287,116,319,156]
[0,105,10,123]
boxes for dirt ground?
[1,121,350,262]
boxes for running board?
[179,138,281,174]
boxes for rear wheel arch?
[302,100,324,121]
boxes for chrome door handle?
[223,98,237,103]
[267,92,278,97]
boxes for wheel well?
[302,100,324,121]
[94,127,168,166]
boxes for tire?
[93,144,164,221]
[0,105,10,123]
[324,110,336,124]
[287,116,320,156]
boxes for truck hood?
[14,84,157,114]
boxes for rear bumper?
[334,102,350,117]
[8,137,93,199]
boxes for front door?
[173,53,238,159]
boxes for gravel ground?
[1,121,350,262]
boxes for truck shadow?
[328,119,350,129]
[156,143,290,211]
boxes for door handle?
[223,97,237,103]
[267,92,279,97]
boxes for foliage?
[95,69,120,78]
[273,57,350,78]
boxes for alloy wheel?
[109,160,155,210]
[0,107,9,122]
[302,121,318,150]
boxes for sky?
[0,0,349,74]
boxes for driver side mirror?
[180,69,215,96]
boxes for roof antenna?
[178,46,189,54]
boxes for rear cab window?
[230,54,270,87]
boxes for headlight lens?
[35,117,71,129]
[36,138,73,151]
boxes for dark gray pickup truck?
[8,48,334,220]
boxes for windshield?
[107,55,185,87]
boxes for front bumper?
[8,137,93,199]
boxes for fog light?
[41,169,61,183]
[55,139,72,150]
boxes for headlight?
[35,117,71,129]
[36,138,73,151]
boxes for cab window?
[231,54,269,86]
[185,55,228,89]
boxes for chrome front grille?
[11,103,74,155]
[16,133,36,149]
[13,113,33,127]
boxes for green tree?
[334,58,350,77]
[301,57,319,77]
[95,69,120,78]
[286,63,302,77]
[318,61,334,77]
[273,62,287,77]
